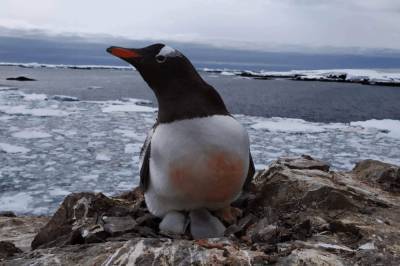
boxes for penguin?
[107,44,255,239]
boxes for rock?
[276,154,330,172]
[252,160,357,215]
[103,216,137,234]
[276,248,346,266]
[6,76,36,81]
[0,216,49,252]
[31,189,144,249]
[3,156,400,265]
[3,238,268,265]
[352,159,400,193]
[0,241,22,260]
[0,211,16,217]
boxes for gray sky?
[1,0,400,52]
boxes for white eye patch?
[157,45,181,58]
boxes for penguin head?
[107,43,201,93]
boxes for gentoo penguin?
[107,44,255,238]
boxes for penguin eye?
[155,55,167,63]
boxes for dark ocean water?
[1,66,400,123]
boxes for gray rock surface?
[2,156,400,265]
[352,159,400,193]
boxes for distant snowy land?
[1,86,400,215]
[204,68,400,86]
[1,62,400,86]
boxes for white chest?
[148,115,250,200]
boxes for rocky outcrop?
[6,76,36,81]
[0,242,22,260]
[352,159,400,193]
[2,155,400,265]
[0,215,49,252]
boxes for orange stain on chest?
[169,151,245,203]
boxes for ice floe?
[21,93,48,101]
[114,129,144,140]
[251,117,334,133]
[0,192,33,213]
[0,143,30,154]
[351,119,400,139]
[51,95,79,101]
[101,100,156,113]
[0,105,70,117]
[0,89,399,215]
[12,130,52,139]
[0,86,18,91]
[80,174,99,182]
[95,152,112,161]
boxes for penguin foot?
[159,211,187,235]
[189,209,226,239]
[214,206,243,225]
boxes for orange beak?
[106,46,141,59]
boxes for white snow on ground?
[0,192,33,213]
[12,130,52,139]
[351,119,400,139]
[0,143,30,153]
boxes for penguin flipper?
[243,151,255,191]
[139,124,156,192]
[139,142,151,191]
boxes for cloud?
[0,0,399,51]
